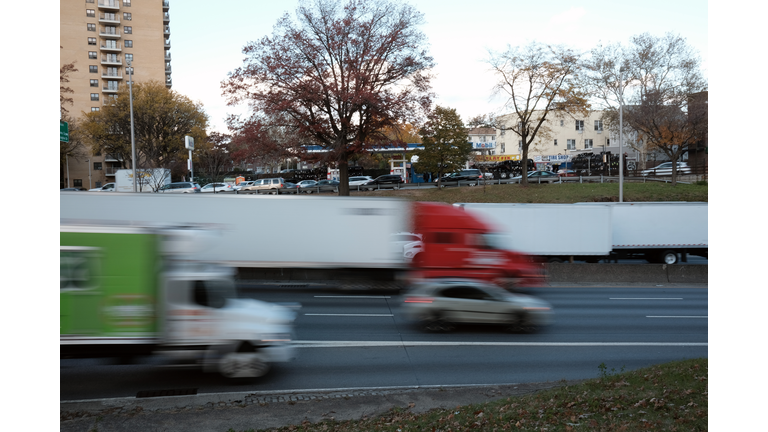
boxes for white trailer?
[60,193,411,289]
[454,203,613,263]
[455,202,708,264]
[115,168,171,192]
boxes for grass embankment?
[231,359,708,432]
[351,182,708,204]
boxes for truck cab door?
[164,279,221,343]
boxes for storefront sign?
[472,142,496,149]
[475,155,522,162]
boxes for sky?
[168,0,708,134]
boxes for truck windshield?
[193,279,237,309]
[480,233,509,250]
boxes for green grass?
[351,182,708,204]
[229,358,708,432]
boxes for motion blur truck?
[60,193,544,291]
[454,202,708,264]
[60,223,297,379]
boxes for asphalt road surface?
[60,285,707,401]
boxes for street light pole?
[87,159,92,189]
[618,66,627,203]
[127,59,137,193]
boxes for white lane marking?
[292,341,707,348]
[610,298,683,300]
[314,296,391,299]
[304,313,394,317]
[647,316,708,318]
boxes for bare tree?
[620,33,707,186]
[60,48,77,115]
[222,0,435,195]
[487,42,588,185]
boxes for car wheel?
[506,312,537,334]
[422,313,453,332]
[305,189,312,194]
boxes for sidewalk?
[61,381,579,432]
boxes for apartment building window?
[123,0,131,5]
[125,40,133,48]
[93,162,103,170]
[584,139,593,149]
[500,129,505,136]
[125,53,133,62]
[124,26,132,34]
[501,143,505,153]
[567,139,576,150]
[86,0,94,3]
[123,12,132,20]
[126,67,134,74]
[88,51,97,59]
[86,9,95,17]
[518,141,523,152]
[575,120,584,132]
[89,65,98,73]
[73,179,83,187]
[606,139,610,146]
[88,37,96,45]
[554,139,558,147]
[594,120,603,132]
[90,93,99,101]
[90,79,98,87]
[91,107,100,112]
[87,23,96,31]
[560,120,564,126]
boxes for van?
[240,178,287,194]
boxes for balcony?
[101,54,122,65]
[99,13,120,25]
[163,1,170,11]
[164,52,171,60]
[164,25,171,36]
[163,12,170,23]
[164,39,171,48]
[98,1,120,11]
[100,42,121,52]
[102,87,119,94]
[165,64,172,73]
[102,70,123,79]
[105,166,120,175]
[104,154,122,162]
[100,27,121,39]
[165,77,172,88]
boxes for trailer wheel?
[547,257,564,263]
[661,250,678,265]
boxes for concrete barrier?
[545,263,707,284]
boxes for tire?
[422,313,453,332]
[218,351,270,379]
[661,250,678,265]
[547,257,564,263]
[305,189,313,194]
[507,312,537,334]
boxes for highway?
[60,285,707,401]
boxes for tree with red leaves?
[222,0,434,195]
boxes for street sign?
[185,135,194,150]
[60,121,69,142]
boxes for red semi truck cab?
[408,201,544,289]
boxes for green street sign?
[60,121,69,143]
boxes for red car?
[557,169,577,177]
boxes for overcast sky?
[169,0,708,134]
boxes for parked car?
[556,169,577,177]
[89,183,115,192]
[240,178,288,194]
[400,279,553,333]
[233,181,256,191]
[362,174,404,190]
[156,182,201,193]
[349,176,375,187]
[200,182,234,193]
[296,180,319,194]
[315,180,340,192]
[436,169,483,183]
[640,162,691,176]
[283,181,299,194]
[510,171,560,183]
[61,187,87,191]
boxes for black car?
[437,169,483,183]
[60,187,87,191]
[362,175,404,190]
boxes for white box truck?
[115,168,171,192]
